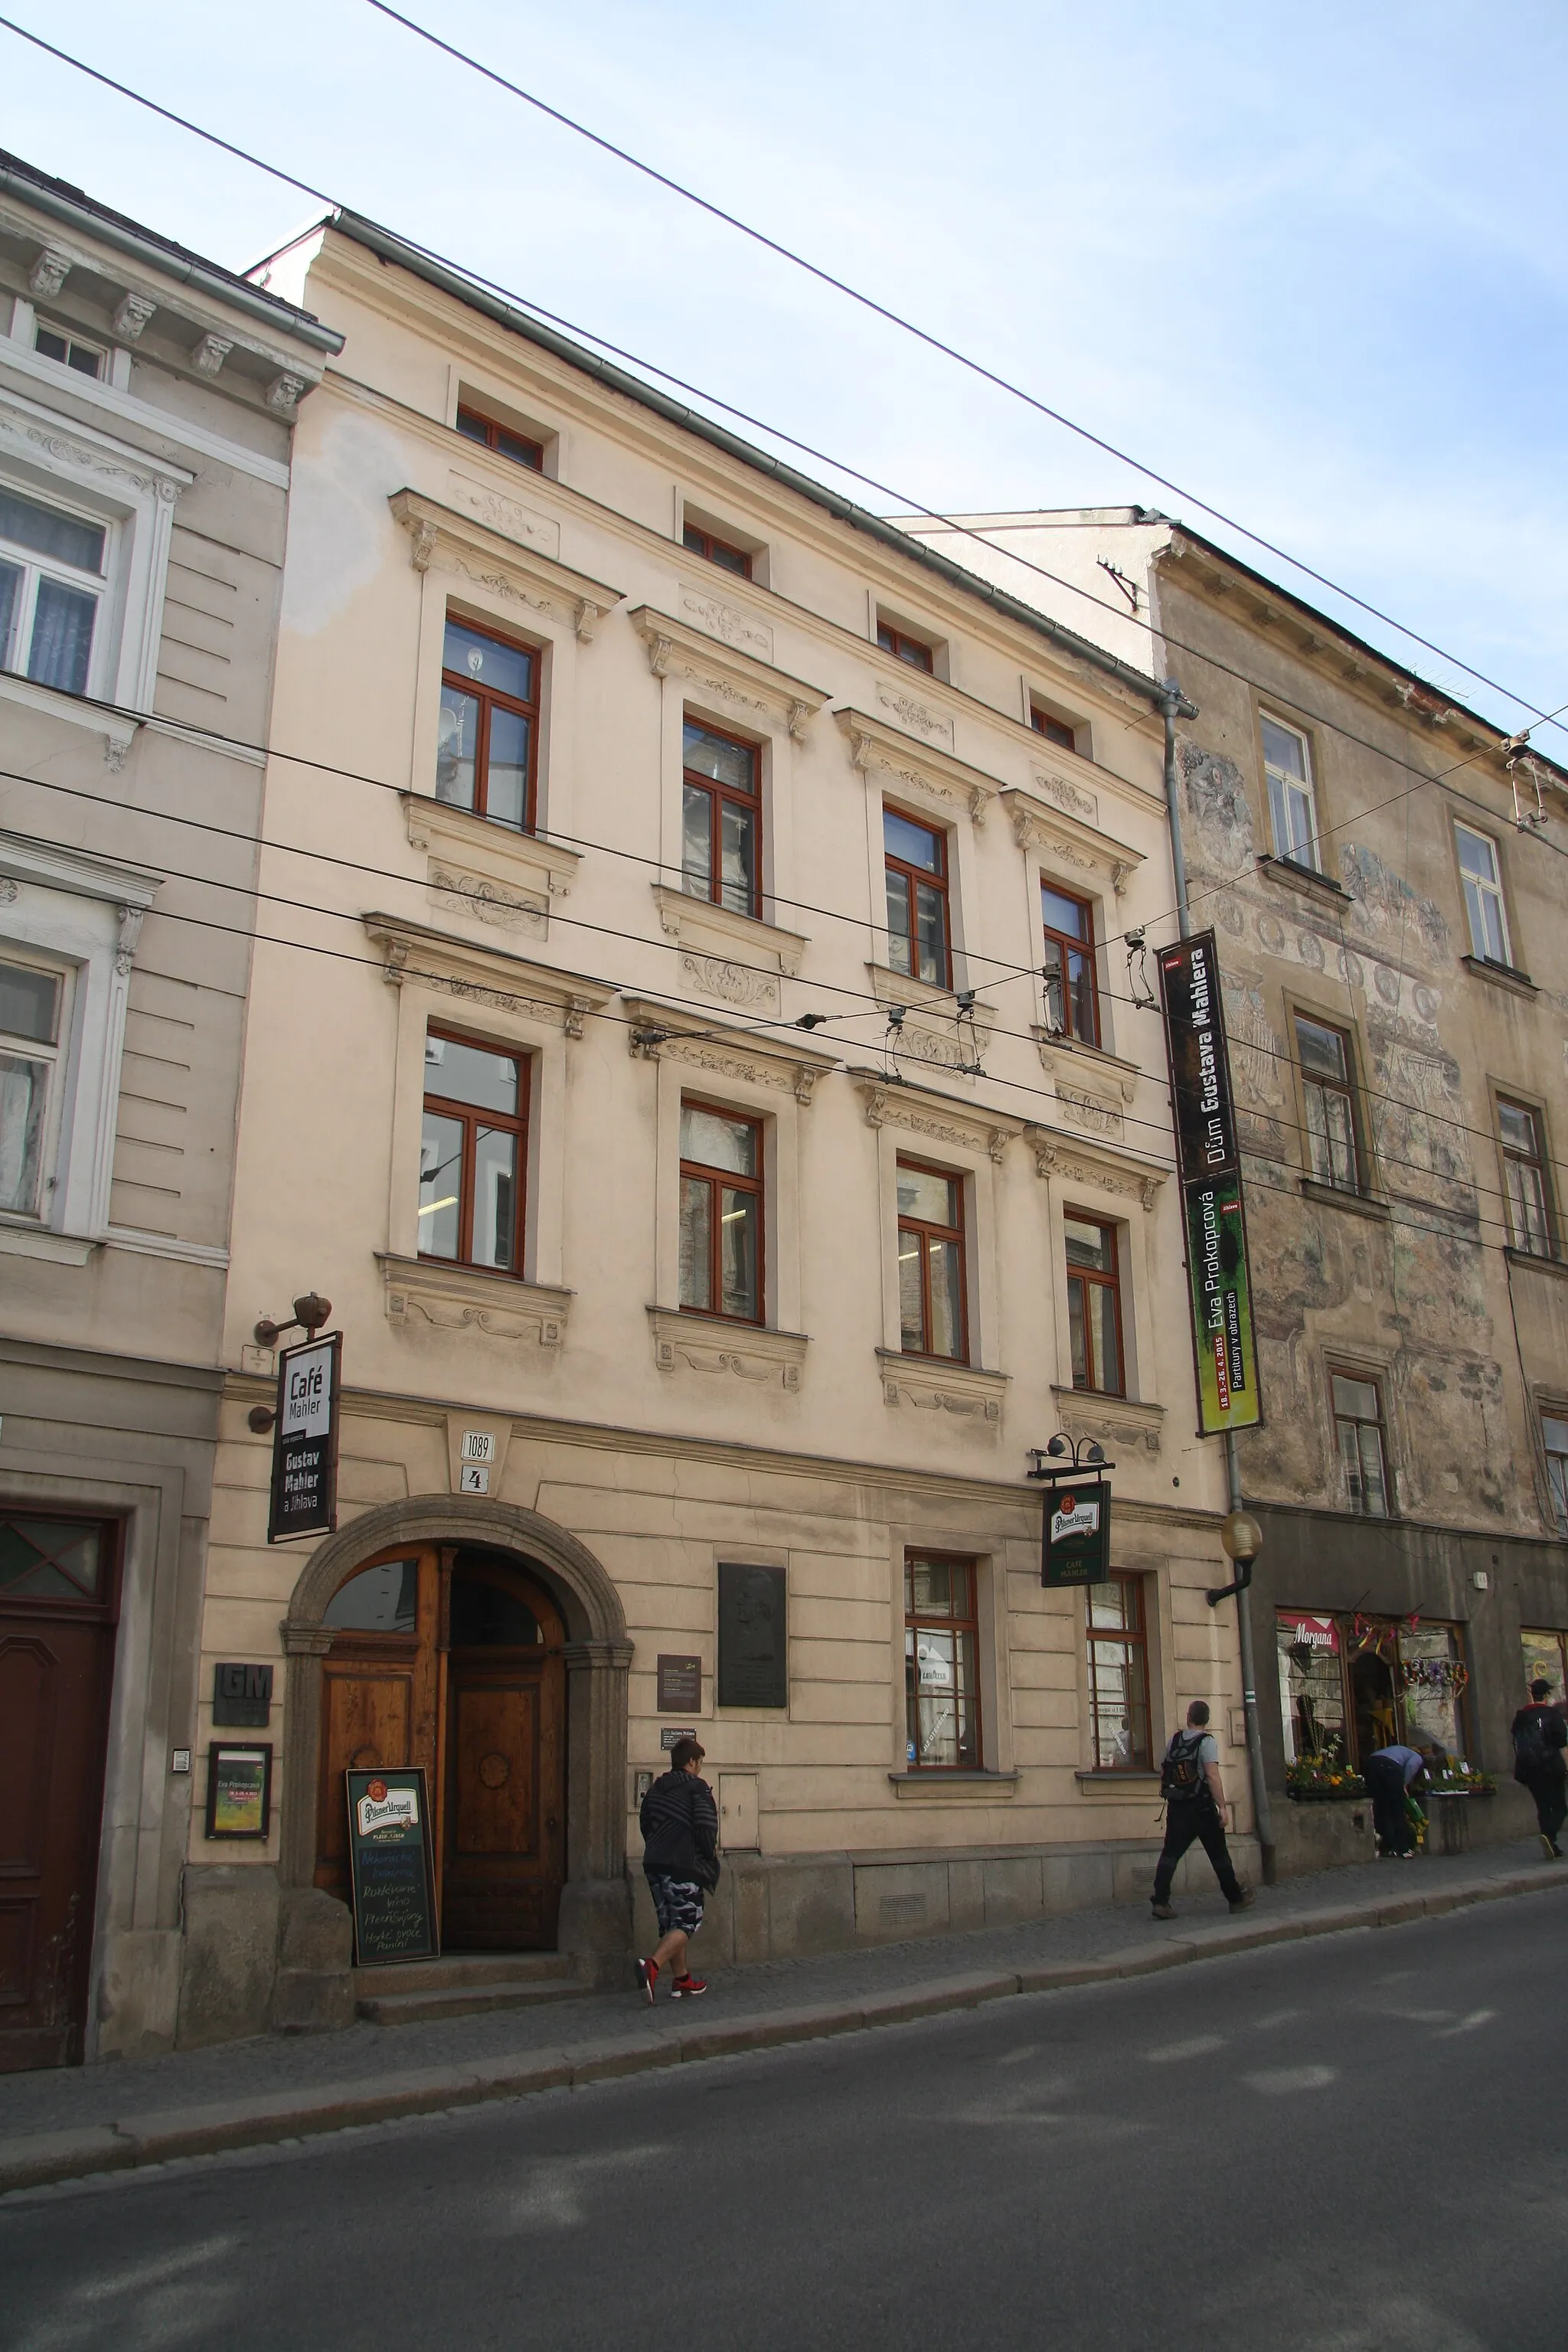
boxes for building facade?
[901,508,1568,1854]
[165,214,1258,2045]
[0,152,339,2066]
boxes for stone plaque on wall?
[717,1563,787,1710]
[657,1654,702,1711]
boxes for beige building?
[902,508,1568,1848]
[0,152,339,2066]
[166,213,1259,2043]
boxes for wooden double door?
[315,1545,566,1950]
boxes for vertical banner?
[267,1331,342,1541]
[1157,933,1263,1436]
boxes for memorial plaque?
[658,1654,702,1711]
[345,1766,438,1965]
[717,1563,787,1710]
[205,1743,273,1840]
[213,1662,273,1726]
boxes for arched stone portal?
[280,1498,633,1968]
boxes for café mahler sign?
[267,1331,342,1542]
[1157,930,1263,1436]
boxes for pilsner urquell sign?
[1157,931,1263,1436]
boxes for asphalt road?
[5,1890,1566,2352]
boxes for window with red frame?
[884,805,951,988]
[436,616,539,832]
[897,1159,967,1361]
[1066,1214,1123,1394]
[678,1099,763,1324]
[455,404,544,471]
[1040,880,1099,1046]
[1031,705,1076,753]
[420,1030,529,1274]
[904,1553,981,1769]
[682,521,753,579]
[877,618,935,673]
[1086,1575,1150,1769]
[681,719,760,919]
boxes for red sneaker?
[670,1975,707,1998]
[635,1958,658,2004]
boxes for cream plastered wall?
[197,227,1243,1869]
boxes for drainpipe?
[1160,681,1277,1885]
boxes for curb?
[1,1866,1560,2196]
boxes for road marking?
[1243,2064,1338,2093]
[1145,2034,1227,2063]
[1433,2008,1496,2037]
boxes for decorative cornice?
[1050,1384,1165,1459]
[628,604,828,738]
[864,962,996,1077]
[403,792,582,941]
[362,910,615,1037]
[620,992,837,1104]
[1032,1031,1144,1107]
[675,580,777,665]
[1000,785,1142,897]
[648,1306,808,1393]
[877,1348,1008,1426]
[854,1073,1023,1163]
[650,884,808,988]
[1024,1122,1171,1211]
[378,1253,571,1346]
[389,485,622,641]
[834,707,1001,828]
[0,826,160,912]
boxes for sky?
[4,0,1565,746]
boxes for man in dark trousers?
[1151,1700,1253,1919]
[1511,1679,1568,1859]
[635,1736,719,2002]
[1364,1741,1427,1857]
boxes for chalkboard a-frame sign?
[345,1766,438,1965]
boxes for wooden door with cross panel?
[442,1558,565,1950]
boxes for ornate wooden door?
[315,1550,438,1906]
[441,1562,566,1951]
[0,1514,119,2072]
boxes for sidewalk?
[3,1838,1562,2194]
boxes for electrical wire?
[357,0,1567,742]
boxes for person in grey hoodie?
[635,1737,719,2001]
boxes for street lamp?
[1207,1508,1263,1608]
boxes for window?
[679,1100,763,1323]
[1331,1371,1389,1516]
[1031,704,1076,753]
[1040,881,1099,1045]
[1086,1576,1150,1769]
[455,404,544,472]
[683,521,752,579]
[1522,1627,1568,1703]
[1262,714,1319,870]
[436,616,538,831]
[1296,1014,1360,1191]
[681,720,760,918]
[897,1160,966,1361]
[877,619,934,673]
[34,323,103,381]
[1455,825,1511,966]
[904,1554,980,1769]
[1276,1612,1348,1768]
[1396,1622,1468,1759]
[1065,1215,1122,1395]
[0,957,66,1219]
[1540,1419,1568,1533]
[1499,1098,1553,1257]
[0,1512,112,1606]
[420,1030,528,1272]
[884,807,950,988]
[0,484,106,696]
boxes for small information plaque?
[657,1654,702,1711]
[345,1766,438,1966]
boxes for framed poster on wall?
[205,1743,273,1840]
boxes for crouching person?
[635,1736,719,2003]
[1151,1700,1253,1919]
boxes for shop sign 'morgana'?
[1157,932,1263,1436]
[267,1331,342,1542]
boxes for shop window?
[877,617,936,674]
[1396,1622,1469,1761]
[436,616,539,831]
[678,1099,763,1324]
[1040,880,1099,1045]
[1262,713,1319,870]
[1540,1416,1568,1533]
[420,1029,529,1273]
[1521,1628,1568,1707]
[1031,703,1076,753]
[455,403,544,472]
[884,806,951,988]
[1499,1097,1553,1257]
[681,719,760,920]
[1288,1611,1470,1770]
[897,1158,967,1361]
[1276,1612,1348,1767]
[1331,1371,1389,1516]
[1086,1575,1150,1769]
[683,521,752,579]
[0,956,67,1219]
[1296,1015,1361,1191]
[1455,824,1511,966]
[1066,1215,1123,1396]
[0,482,107,697]
[904,1553,980,1769]
[34,322,103,380]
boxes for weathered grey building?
[0,151,339,2066]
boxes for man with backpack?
[635,1736,720,2002]
[1511,1679,1568,1859]
[1150,1700,1253,1919]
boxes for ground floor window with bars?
[1085,1574,1150,1769]
[904,1554,981,1769]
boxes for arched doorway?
[315,1545,567,1949]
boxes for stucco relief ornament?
[114,905,145,977]
[0,879,18,906]
[191,334,233,378]
[1297,930,1325,971]
[28,247,71,297]
[113,292,156,341]
[407,519,437,573]
[266,371,307,413]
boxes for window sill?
[1505,1245,1568,1280]
[1256,853,1347,904]
[888,1770,1018,1800]
[378,1252,571,1346]
[652,884,810,1016]
[1462,953,1536,998]
[648,1305,808,1393]
[404,792,581,938]
[1300,1178,1390,1221]
[878,1349,1008,1427]
[0,669,141,760]
[1049,1386,1165,1459]
[1075,1769,1161,1791]
[0,1220,97,1266]
[1031,1029,1142,1106]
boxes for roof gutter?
[332,212,1167,714]
[0,161,343,354]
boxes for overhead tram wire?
[355,2,1566,741]
[4,752,1562,1214]
[5,13,1567,899]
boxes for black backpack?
[1514,1708,1553,1779]
[1161,1729,1210,1806]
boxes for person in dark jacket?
[1511,1679,1568,1859]
[635,1737,719,2001]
